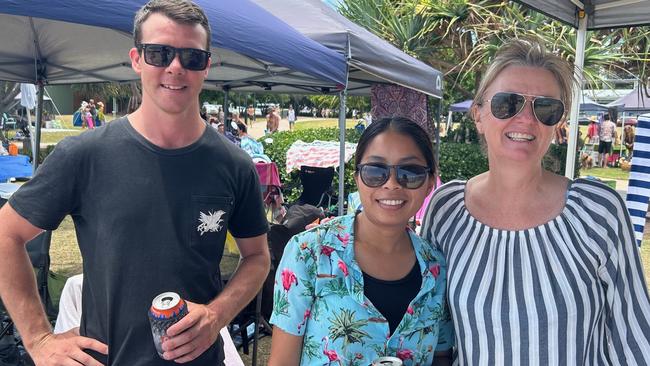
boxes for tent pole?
[434,97,440,171]
[337,34,352,216]
[338,90,347,216]
[34,82,45,172]
[565,12,588,179]
[447,110,453,133]
[223,88,230,129]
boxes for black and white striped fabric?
[422,179,650,365]
[626,113,650,246]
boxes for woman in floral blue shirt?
[269,117,454,366]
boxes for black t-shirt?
[9,117,269,365]
[363,262,422,334]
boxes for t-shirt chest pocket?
[190,195,233,247]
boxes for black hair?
[237,122,247,133]
[354,116,435,175]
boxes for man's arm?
[163,233,270,362]
[0,204,107,365]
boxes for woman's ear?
[472,105,484,134]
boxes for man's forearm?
[0,239,53,350]
[208,251,270,326]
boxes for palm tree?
[327,309,369,347]
[338,0,648,101]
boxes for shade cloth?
[371,84,432,137]
[625,113,650,246]
[285,140,357,173]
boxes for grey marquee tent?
[253,0,446,213]
[515,0,650,178]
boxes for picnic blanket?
[0,154,32,182]
[285,140,357,173]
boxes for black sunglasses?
[137,43,211,71]
[485,92,565,126]
[356,163,432,189]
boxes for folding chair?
[295,166,336,209]
[0,230,53,366]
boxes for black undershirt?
[363,261,422,334]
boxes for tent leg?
[565,13,588,179]
[338,91,347,216]
[34,82,45,172]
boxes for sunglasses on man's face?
[485,92,565,126]
[356,163,432,189]
[137,43,211,71]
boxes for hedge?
[262,128,579,205]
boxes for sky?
[322,0,341,9]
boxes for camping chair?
[0,230,54,365]
[1,113,17,131]
[295,166,336,210]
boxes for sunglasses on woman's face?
[485,92,565,126]
[137,43,211,71]
[356,163,432,189]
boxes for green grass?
[294,118,357,130]
[581,167,630,181]
[642,242,650,290]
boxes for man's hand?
[28,328,108,366]
[161,301,222,363]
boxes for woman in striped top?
[422,39,650,365]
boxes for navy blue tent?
[0,0,348,170]
[0,0,347,90]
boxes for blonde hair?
[472,38,575,117]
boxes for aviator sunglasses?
[137,43,211,71]
[356,163,432,189]
[485,92,565,126]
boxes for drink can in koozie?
[371,356,403,366]
[148,292,189,357]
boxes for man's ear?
[203,56,212,78]
[129,47,142,75]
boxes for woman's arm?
[268,326,303,366]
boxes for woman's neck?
[354,212,410,254]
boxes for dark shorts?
[598,141,612,154]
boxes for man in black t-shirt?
[0,1,270,365]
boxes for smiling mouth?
[377,199,405,206]
[506,132,535,142]
[161,84,186,90]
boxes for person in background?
[586,116,599,144]
[287,105,296,131]
[84,105,95,129]
[422,38,650,365]
[269,117,453,366]
[217,106,225,124]
[230,111,244,126]
[245,104,255,127]
[624,124,635,158]
[237,122,264,158]
[598,113,617,167]
[95,101,106,127]
[266,106,280,134]
[0,1,270,364]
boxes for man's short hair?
[133,0,211,50]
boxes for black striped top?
[421,179,650,365]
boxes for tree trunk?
[0,81,21,115]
